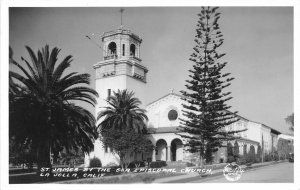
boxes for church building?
[85,26,281,167]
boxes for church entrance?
[171,138,183,161]
[156,139,167,161]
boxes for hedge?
[149,161,167,168]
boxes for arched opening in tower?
[130,44,136,57]
[108,42,117,56]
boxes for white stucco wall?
[85,139,120,167]
[261,125,272,153]
[95,74,147,114]
[146,94,186,128]
[243,121,261,143]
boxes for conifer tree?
[179,6,244,167]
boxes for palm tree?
[97,90,148,168]
[97,89,148,133]
[9,45,98,170]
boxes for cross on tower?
[120,8,125,28]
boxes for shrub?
[279,154,285,160]
[227,143,233,157]
[263,153,271,162]
[274,151,279,161]
[245,154,252,163]
[149,161,167,168]
[227,156,235,163]
[233,141,240,161]
[106,161,118,167]
[89,157,102,167]
[76,157,85,164]
[238,156,247,165]
[246,145,256,163]
[256,145,262,159]
[186,162,196,167]
[255,157,261,163]
[127,161,146,168]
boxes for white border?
[1,0,299,190]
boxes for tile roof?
[147,126,180,134]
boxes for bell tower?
[93,28,148,114]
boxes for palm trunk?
[37,141,52,176]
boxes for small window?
[122,44,125,56]
[107,89,111,98]
[105,145,108,153]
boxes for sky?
[9,7,293,134]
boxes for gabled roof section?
[146,92,184,107]
[146,92,281,134]
[248,120,282,134]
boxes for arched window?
[130,44,136,56]
[108,42,117,55]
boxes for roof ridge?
[146,92,184,107]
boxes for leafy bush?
[233,141,240,161]
[149,161,167,168]
[106,162,118,167]
[76,157,85,164]
[227,156,235,163]
[127,161,146,168]
[227,143,233,157]
[255,157,261,163]
[238,156,247,165]
[89,157,102,167]
[263,153,271,162]
[245,154,253,163]
[274,153,279,161]
[247,145,256,163]
[186,162,196,167]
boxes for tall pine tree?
[179,6,244,167]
